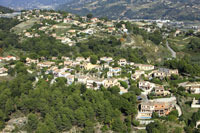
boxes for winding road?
[166,41,176,58]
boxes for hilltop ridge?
[58,0,200,21]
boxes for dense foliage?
[0,6,13,13]
[117,21,163,45]
[19,33,147,63]
[0,18,19,50]
[0,62,139,132]
[146,121,167,133]
[20,35,71,57]
[78,36,147,63]
[186,37,200,53]
[164,57,200,76]
[0,18,19,31]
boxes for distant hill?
[1,0,200,21]
[0,5,13,13]
[58,0,200,21]
[0,0,72,10]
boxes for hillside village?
[0,9,200,133]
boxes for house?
[154,86,170,96]
[107,71,113,78]
[25,32,33,38]
[66,75,75,85]
[128,62,135,66]
[119,87,128,95]
[134,64,154,71]
[100,57,113,64]
[77,75,88,84]
[46,66,58,74]
[109,67,121,76]
[72,61,81,67]
[183,82,200,94]
[79,23,87,28]
[61,38,73,44]
[26,58,39,65]
[118,58,127,66]
[104,78,120,88]
[153,68,178,78]
[91,17,99,23]
[2,56,17,62]
[102,63,110,69]
[63,18,72,23]
[107,27,116,33]
[0,57,3,62]
[86,77,105,90]
[105,22,114,27]
[52,57,57,60]
[132,70,145,80]
[58,72,71,78]
[68,30,76,34]
[0,67,8,76]
[174,30,181,37]
[76,57,85,62]
[122,28,128,33]
[152,70,165,79]
[64,61,73,66]
[62,56,70,61]
[72,20,80,25]
[191,98,200,108]
[137,100,174,119]
[139,81,156,94]
[83,63,101,71]
[37,61,55,68]
[83,29,95,35]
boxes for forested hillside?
[0,5,13,13]
[1,9,200,133]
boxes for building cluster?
[17,10,128,47]
[0,56,17,62]
[138,81,170,96]
[0,56,18,76]
[23,56,180,98]
[179,82,200,94]
[2,10,196,122]
[137,97,177,119]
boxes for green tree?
[146,121,167,133]
[132,119,139,127]
[27,113,38,130]
[112,118,124,132]
[87,14,93,19]
[5,98,14,115]
[74,108,86,127]
[119,81,128,89]
[44,114,57,133]
[36,122,49,133]
[90,55,98,64]
[84,120,94,133]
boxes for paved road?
[175,104,182,117]
[166,41,176,58]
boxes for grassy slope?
[12,18,41,34]
[124,34,171,63]
[168,36,200,63]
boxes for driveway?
[166,41,176,58]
